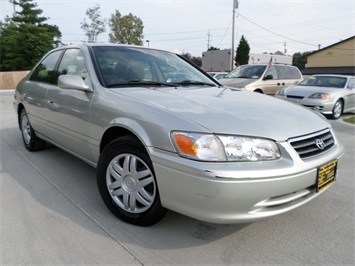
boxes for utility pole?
[231,0,238,71]
[207,30,212,50]
[284,42,287,55]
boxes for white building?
[249,52,292,65]
[201,49,293,72]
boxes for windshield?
[299,76,347,88]
[91,46,216,87]
[225,65,266,79]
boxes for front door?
[46,48,94,161]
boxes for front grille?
[287,95,304,99]
[289,129,335,159]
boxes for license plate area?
[317,159,337,192]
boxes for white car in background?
[276,74,355,119]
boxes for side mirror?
[263,75,273,80]
[349,85,355,90]
[58,75,92,92]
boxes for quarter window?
[289,67,302,79]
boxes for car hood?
[218,78,255,88]
[284,85,340,97]
[111,86,330,141]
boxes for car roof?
[240,64,298,68]
[54,42,174,54]
[310,74,353,79]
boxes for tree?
[180,52,202,67]
[234,35,250,66]
[0,0,61,71]
[292,51,312,70]
[109,10,144,45]
[208,46,219,51]
[81,4,106,43]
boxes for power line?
[238,13,319,48]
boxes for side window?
[264,66,278,80]
[289,67,302,79]
[347,78,355,87]
[30,50,62,84]
[277,66,293,79]
[58,49,87,80]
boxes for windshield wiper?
[107,80,178,88]
[177,80,216,86]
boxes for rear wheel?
[97,136,167,226]
[331,100,343,119]
[20,109,46,151]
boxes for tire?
[20,109,46,151]
[97,136,167,226]
[331,100,343,120]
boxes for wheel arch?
[336,97,344,106]
[334,97,345,112]
[16,103,25,129]
[100,118,152,154]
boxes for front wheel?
[97,136,167,226]
[20,109,46,151]
[331,100,343,119]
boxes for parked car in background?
[276,74,355,119]
[219,64,302,95]
[207,71,228,80]
[14,43,343,226]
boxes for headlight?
[171,132,280,162]
[309,93,330,99]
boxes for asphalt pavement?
[1,90,354,265]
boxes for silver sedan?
[14,44,344,226]
[276,74,355,119]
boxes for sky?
[0,0,354,57]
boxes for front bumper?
[149,139,344,224]
[276,96,336,115]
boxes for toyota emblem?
[315,139,325,150]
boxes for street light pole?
[231,0,238,71]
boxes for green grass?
[343,116,355,125]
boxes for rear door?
[23,50,63,136]
[276,66,302,92]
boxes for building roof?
[306,36,355,57]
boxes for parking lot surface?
[1,90,354,265]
